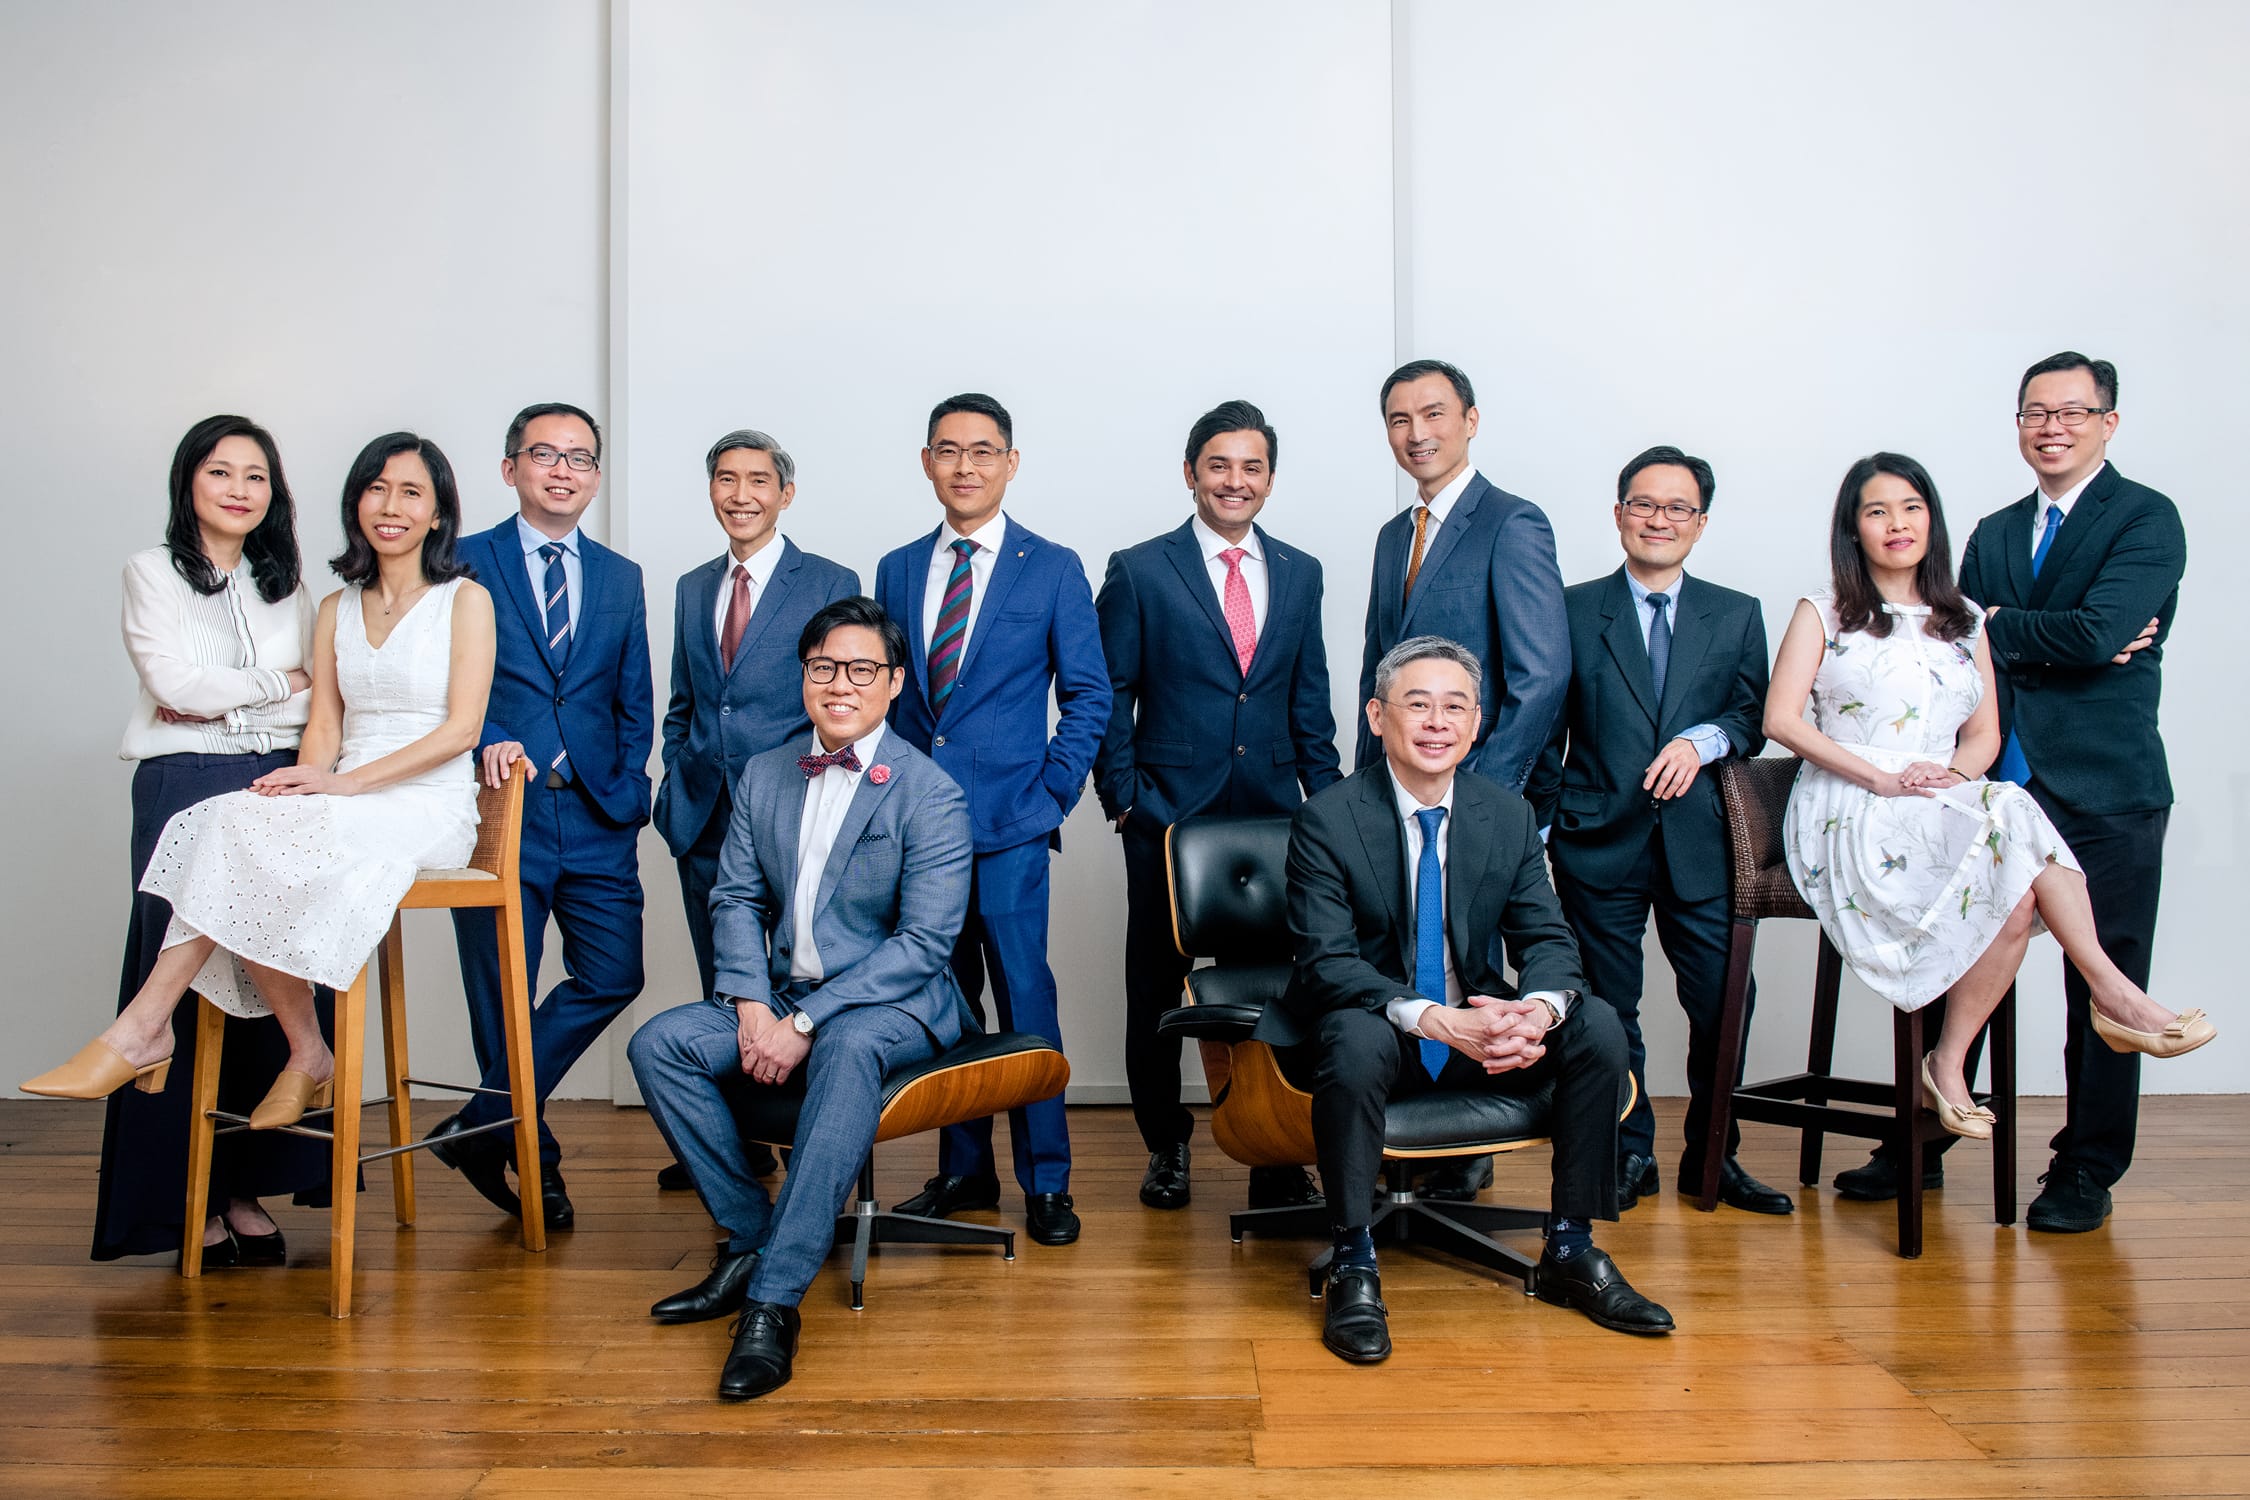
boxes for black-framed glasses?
[803,656,890,686]
[1381,696,1475,724]
[927,442,1010,469]
[2014,406,2111,429]
[511,443,600,472]
[1621,498,1705,522]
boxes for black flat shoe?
[2027,1162,2112,1234]
[1618,1152,1658,1212]
[1319,1264,1391,1364]
[1535,1247,1675,1335]
[1026,1192,1080,1246]
[1833,1152,1943,1201]
[229,1225,287,1266]
[1139,1143,1191,1210]
[425,1113,523,1218]
[895,1173,1002,1219]
[192,1222,241,1270]
[652,1245,758,1324]
[1418,1155,1493,1202]
[1709,1158,1796,1216]
[718,1300,802,1401]
[1247,1165,1325,1210]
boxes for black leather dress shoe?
[1139,1143,1191,1209]
[1618,1153,1659,1211]
[1026,1192,1081,1246]
[1534,1247,1675,1335]
[895,1173,1002,1219]
[1320,1264,1391,1363]
[1709,1158,1796,1215]
[656,1160,694,1192]
[718,1300,802,1400]
[538,1170,575,1231]
[1833,1152,1943,1201]
[2027,1161,2112,1233]
[425,1113,522,1218]
[1247,1165,1325,1210]
[652,1245,758,1324]
[1419,1155,1494,1202]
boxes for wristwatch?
[790,1010,816,1037]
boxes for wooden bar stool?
[180,761,544,1316]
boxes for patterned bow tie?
[798,745,863,778]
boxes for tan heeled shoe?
[1921,1056,1995,1140]
[248,1070,334,1130]
[2092,1006,2217,1059]
[21,1040,172,1100]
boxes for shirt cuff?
[1679,723,1730,765]
[1523,988,1571,1022]
[1385,996,1438,1037]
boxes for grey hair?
[705,428,795,487]
[1373,635,1484,701]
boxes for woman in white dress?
[1766,452,2212,1140]
[25,433,498,1131]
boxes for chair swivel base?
[1234,1161,1548,1294]
[829,1163,1015,1311]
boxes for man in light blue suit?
[874,393,1111,1247]
[630,596,973,1401]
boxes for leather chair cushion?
[1385,1081,1556,1151]
[1169,815,1294,962]
[723,1030,1062,1146]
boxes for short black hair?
[1379,359,1475,414]
[926,392,1012,449]
[1183,399,1277,470]
[331,433,471,587]
[1617,445,1715,511]
[165,414,303,604]
[505,401,603,461]
[799,595,908,671]
[2017,351,2118,411]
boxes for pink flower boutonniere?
[869,764,891,785]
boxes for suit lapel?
[1401,474,1484,631]
[486,519,565,680]
[1443,783,1494,980]
[1162,523,1239,672]
[1597,569,1659,726]
[902,525,940,701]
[2027,464,2119,608]
[772,753,808,911]
[685,556,726,690]
[815,749,899,919]
[1657,575,1717,730]
[1248,531,1297,690]
[1998,494,2037,606]
[954,518,1032,689]
[730,539,802,680]
[1372,508,1410,642]
[1347,772,1409,954]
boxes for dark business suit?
[1526,568,1768,1171]
[1357,473,1568,789]
[1959,463,2186,1188]
[1254,766,1629,1227]
[655,539,861,1000]
[451,517,655,1168]
[1093,520,1342,1150]
[875,516,1111,1193]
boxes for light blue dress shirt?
[515,514,583,637]
[1625,569,1728,764]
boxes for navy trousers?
[674,781,732,1003]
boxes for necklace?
[379,582,432,617]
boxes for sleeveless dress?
[139,580,479,1015]
[1781,592,2079,1011]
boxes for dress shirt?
[1401,465,1479,582]
[788,723,885,987]
[1191,513,1267,637]
[515,514,582,636]
[2034,461,2104,552]
[710,532,785,649]
[1624,568,1728,765]
[118,546,313,760]
[1380,764,1570,1039]
[920,510,1009,663]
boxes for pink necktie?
[1219,548,1256,675]
[720,564,752,671]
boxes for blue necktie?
[1413,806,1450,1080]
[1994,505,2062,786]
[1645,591,1672,704]
[540,542,572,781]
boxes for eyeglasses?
[511,444,600,472]
[803,657,891,686]
[1381,697,1475,724]
[1621,498,1705,522]
[2014,406,2111,429]
[927,443,1010,469]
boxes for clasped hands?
[737,1001,811,1087]
[1421,995,1553,1074]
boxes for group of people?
[21,348,2210,1396]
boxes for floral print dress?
[1782,592,2078,1011]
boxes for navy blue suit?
[1357,472,1569,790]
[450,516,654,1171]
[655,538,861,999]
[1093,519,1341,1149]
[875,516,1110,1194]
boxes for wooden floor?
[1,1094,2246,1498]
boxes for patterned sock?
[1330,1225,1377,1272]
[1545,1214,1591,1260]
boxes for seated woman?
[25,433,497,1131]
[1765,452,2212,1140]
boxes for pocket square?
[855,831,892,844]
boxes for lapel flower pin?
[869,763,891,785]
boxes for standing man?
[1527,446,1791,1217]
[429,402,653,1231]
[1093,399,1341,1211]
[651,429,859,1190]
[874,393,1111,1246]
[1361,359,1568,1200]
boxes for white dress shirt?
[1401,465,1480,582]
[118,546,313,760]
[1624,568,1728,765]
[2034,461,2104,552]
[921,510,1009,663]
[515,514,583,636]
[710,532,785,649]
[1191,514,1267,638]
[789,722,885,985]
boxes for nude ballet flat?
[21,1040,171,1100]
[2092,1006,2217,1060]
[249,1070,334,1130]
[1921,1056,1995,1141]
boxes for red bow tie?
[798,745,862,778]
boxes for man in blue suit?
[428,401,654,1231]
[1360,360,1569,1200]
[1093,399,1341,1211]
[630,596,974,1400]
[874,393,1111,1247]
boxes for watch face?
[793,1012,814,1034]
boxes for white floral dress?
[1782,592,2078,1011]
[139,581,478,1015]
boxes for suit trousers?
[675,780,733,1002]
[627,995,936,1305]
[1285,1001,1628,1231]
[1555,825,1743,1170]
[935,836,1072,1195]
[453,776,646,1167]
[1120,817,1195,1152]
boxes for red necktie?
[719,563,752,671]
[1219,547,1257,675]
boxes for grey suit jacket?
[709,734,973,1046]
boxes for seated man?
[628,596,973,1401]
[1254,635,1673,1364]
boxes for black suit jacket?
[1526,568,1768,904]
[1255,764,1585,1050]
[1092,520,1342,827]
[1959,463,2185,818]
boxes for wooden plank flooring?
[1,1095,2245,1497]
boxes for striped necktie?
[540,542,572,782]
[929,538,975,714]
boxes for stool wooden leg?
[1893,1006,1925,1259]
[178,998,226,1278]
[376,917,415,1226]
[1799,939,1843,1187]
[329,968,367,1318]
[1992,983,2018,1226]
[1699,918,1758,1211]
[496,894,545,1254]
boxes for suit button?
[1236,745,1246,756]
[1238,693,1248,703]
[720,705,730,715]
[554,696,565,706]
[934,735,947,747]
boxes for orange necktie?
[1403,505,1433,601]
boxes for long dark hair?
[329,432,471,586]
[1828,452,1976,642]
[164,415,302,604]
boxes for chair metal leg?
[375,918,415,1226]
[1229,1201,1334,1244]
[1799,939,1843,1187]
[1393,1202,1541,1289]
[1892,1007,1925,1260]
[495,893,544,1255]
[178,998,226,1279]
[329,969,368,1317]
[826,1158,1016,1309]
[1700,918,1759,1211]
[1992,983,2018,1226]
